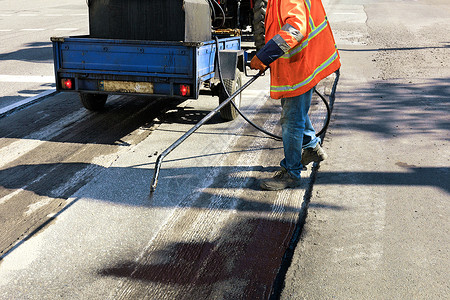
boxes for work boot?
[301,143,328,166]
[260,168,301,191]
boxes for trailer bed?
[51,36,241,99]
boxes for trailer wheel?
[219,70,242,121]
[79,93,108,111]
[253,0,267,50]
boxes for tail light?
[61,78,74,90]
[179,84,191,97]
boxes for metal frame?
[51,36,241,99]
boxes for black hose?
[215,38,282,140]
[313,87,331,137]
[150,40,338,193]
[207,0,217,22]
[209,0,226,29]
[214,37,334,140]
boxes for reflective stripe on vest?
[304,0,311,12]
[271,50,339,93]
[304,0,315,30]
[281,17,328,59]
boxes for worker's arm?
[250,0,307,71]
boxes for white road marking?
[49,164,101,198]
[0,189,23,205]
[20,28,46,31]
[54,28,79,31]
[0,75,54,83]
[44,14,63,17]
[0,173,48,206]
[18,14,39,17]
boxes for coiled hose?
[214,37,338,140]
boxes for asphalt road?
[281,0,450,299]
[0,0,88,109]
[0,0,448,299]
[0,1,330,298]
[0,73,330,298]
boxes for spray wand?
[149,38,337,194]
[149,70,264,194]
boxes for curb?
[0,89,58,119]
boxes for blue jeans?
[280,88,320,179]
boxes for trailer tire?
[79,93,108,111]
[253,0,267,50]
[219,70,242,121]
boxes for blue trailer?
[51,35,245,120]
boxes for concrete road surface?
[281,0,450,299]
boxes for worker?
[250,0,341,190]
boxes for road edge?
[0,89,58,119]
[269,72,340,299]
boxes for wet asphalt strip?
[269,73,339,299]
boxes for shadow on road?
[0,42,53,63]
[316,167,450,193]
[1,163,447,207]
[0,93,185,145]
[99,217,296,299]
[335,77,450,138]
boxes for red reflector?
[180,85,190,97]
[61,78,73,90]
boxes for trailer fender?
[214,50,245,80]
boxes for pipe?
[150,71,263,193]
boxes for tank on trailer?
[88,0,211,42]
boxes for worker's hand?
[250,55,267,72]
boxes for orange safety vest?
[265,0,341,99]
